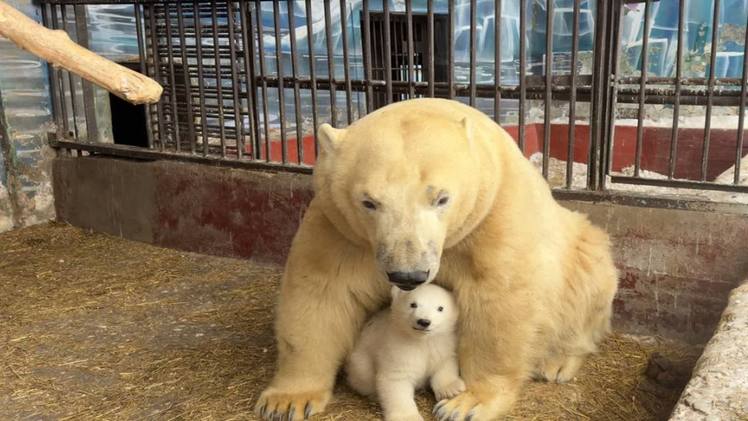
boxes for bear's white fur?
[346,284,465,421]
[255,98,619,421]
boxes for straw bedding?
[0,223,700,420]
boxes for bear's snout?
[416,319,431,328]
[387,271,429,290]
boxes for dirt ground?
[1,223,702,421]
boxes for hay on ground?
[0,223,701,420]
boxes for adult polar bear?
[255,98,618,421]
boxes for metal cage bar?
[468,0,477,106]
[447,0,454,99]
[192,1,209,156]
[163,3,181,152]
[340,0,354,123]
[565,0,580,189]
[493,0,501,124]
[668,0,685,180]
[227,2,245,159]
[175,2,195,153]
[589,0,611,190]
[288,0,304,164]
[304,0,319,158]
[239,0,259,158]
[405,0,415,100]
[147,3,166,150]
[542,0,554,179]
[427,0,435,99]
[603,0,624,188]
[39,0,748,199]
[42,3,64,141]
[253,0,270,161]
[272,0,287,164]
[701,0,722,181]
[323,0,336,127]
[634,0,652,178]
[735,11,748,185]
[518,0,527,152]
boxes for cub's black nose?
[417,319,431,328]
[387,271,429,290]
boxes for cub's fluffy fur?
[346,284,464,421]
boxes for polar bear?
[346,284,464,421]
[255,98,618,421]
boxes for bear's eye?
[436,196,449,207]
[410,302,417,308]
[362,200,377,210]
[438,306,444,312]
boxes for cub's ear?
[317,123,346,156]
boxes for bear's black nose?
[417,319,431,328]
[387,271,429,290]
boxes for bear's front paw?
[433,378,467,401]
[254,387,330,421]
[433,389,511,421]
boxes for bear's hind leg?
[533,353,585,384]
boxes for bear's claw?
[258,403,267,418]
[433,392,484,421]
[287,405,295,421]
[304,402,311,419]
[433,399,447,416]
[254,388,329,421]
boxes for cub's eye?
[362,200,377,210]
[436,196,449,207]
[410,302,417,308]
[438,306,444,312]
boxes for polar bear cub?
[345,284,465,421]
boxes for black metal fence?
[41,0,748,199]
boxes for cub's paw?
[433,378,467,401]
[254,387,330,420]
[386,411,425,421]
[433,391,489,421]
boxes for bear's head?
[313,100,500,291]
[389,284,458,336]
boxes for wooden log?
[0,0,163,105]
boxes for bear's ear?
[460,117,474,150]
[317,123,346,156]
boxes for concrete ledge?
[669,281,748,420]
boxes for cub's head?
[314,102,498,291]
[389,284,458,336]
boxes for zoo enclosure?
[40,0,748,197]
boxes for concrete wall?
[670,280,748,421]
[53,157,313,265]
[563,200,748,344]
[53,156,748,344]
[0,0,56,233]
